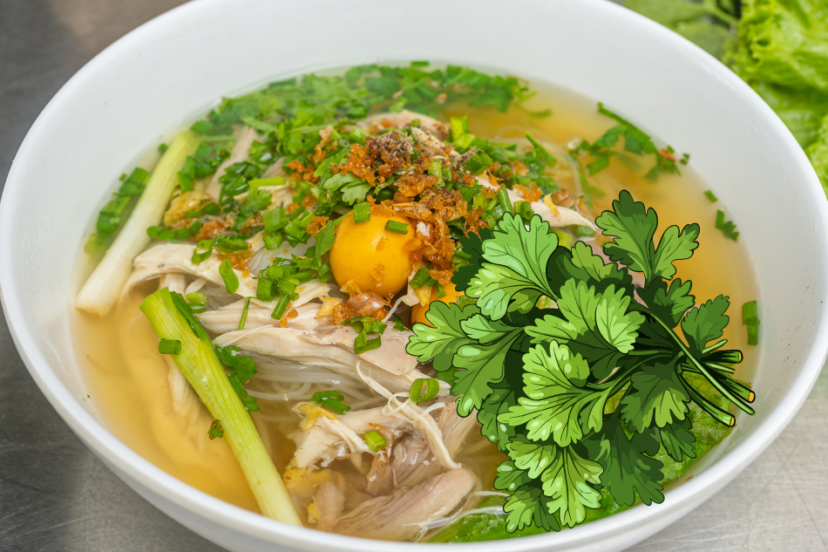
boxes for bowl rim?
[3,0,828,549]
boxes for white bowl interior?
[2,0,828,550]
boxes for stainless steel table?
[1,1,826,550]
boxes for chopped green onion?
[216,236,249,253]
[263,207,288,233]
[249,176,286,189]
[410,268,432,289]
[271,294,291,320]
[263,232,284,251]
[354,332,382,354]
[186,292,209,313]
[219,259,240,294]
[207,419,223,439]
[715,210,725,230]
[192,239,215,264]
[321,399,351,415]
[204,203,221,216]
[435,282,446,298]
[429,159,445,187]
[293,269,314,283]
[516,201,534,223]
[393,314,406,332]
[409,378,440,403]
[353,203,371,224]
[385,220,409,235]
[288,206,307,221]
[496,187,513,214]
[746,320,759,346]
[257,277,276,301]
[158,143,168,154]
[158,339,182,355]
[742,301,758,323]
[363,430,387,452]
[704,190,718,203]
[311,390,345,404]
[238,297,252,331]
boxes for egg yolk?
[329,208,414,297]
[411,282,461,326]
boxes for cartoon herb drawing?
[408,190,756,533]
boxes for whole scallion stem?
[77,132,199,316]
[140,288,301,526]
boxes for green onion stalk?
[140,287,301,526]
[76,131,199,317]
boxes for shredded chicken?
[213,325,436,393]
[333,468,479,540]
[197,283,331,333]
[359,110,450,140]
[411,127,461,161]
[125,243,257,297]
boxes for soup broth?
[74,76,758,538]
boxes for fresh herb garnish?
[715,209,740,241]
[311,389,351,415]
[408,190,755,533]
[342,316,387,354]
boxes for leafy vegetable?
[410,191,755,533]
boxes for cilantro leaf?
[500,342,611,446]
[659,418,697,462]
[569,242,636,296]
[507,437,602,527]
[637,278,695,327]
[596,191,699,284]
[526,281,645,380]
[541,445,603,527]
[453,326,523,416]
[582,418,665,507]
[502,482,561,533]
[680,295,731,357]
[407,302,479,372]
[494,460,532,493]
[215,345,257,383]
[478,382,518,451]
[466,214,558,320]
[620,360,691,432]
[452,228,492,292]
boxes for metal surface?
[0,1,826,550]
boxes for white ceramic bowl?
[2,0,828,550]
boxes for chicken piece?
[311,482,345,532]
[205,126,259,202]
[158,274,202,424]
[333,468,478,540]
[411,127,461,160]
[125,243,258,297]
[197,284,331,334]
[366,400,477,495]
[213,325,434,394]
[291,405,411,469]
[359,110,450,140]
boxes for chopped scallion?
[158,339,182,355]
[409,378,440,403]
[715,210,725,230]
[311,390,345,404]
[271,294,291,320]
[384,220,409,235]
[238,297,252,331]
[409,268,432,289]
[363,430,387,452]
[219,259,240,294]
[263,232,284,251]
[216,236,249,253]
[257,277,276,301]
[742,300,757,323]
[746,320,759,346]
[393,314,406,332]
[704,190,718,203]
[353,203,371,224]
[192,239,215,264]
[263,207,288,233]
